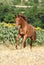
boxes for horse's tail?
[34,31,36,41]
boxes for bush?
[4,13,15,23]
[0,3,10,22]
[0,23,18,45]
[0,23,44,45]
[0,0,44,28]
[0,2,15,23]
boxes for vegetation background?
[0,0,44,28]
[0,0,44,46]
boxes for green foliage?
[36,30,44,45]
[0,0,44,28]
[0,3,10,21]
[0,23,44,45]
[4,13,15,23]
[0,23,18,44]
[0,2,15,23]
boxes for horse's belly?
[27,28,34,37]
[19,24,35,37]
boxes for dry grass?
[0,44,44,65]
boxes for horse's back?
[28,24,35,30]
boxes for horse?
[15,14,36,49]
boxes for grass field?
[0,44,44,65]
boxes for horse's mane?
[17,14,27,21]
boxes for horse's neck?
[21,20,27,28]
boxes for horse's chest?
[20,28,24,33]
[19,28,25,35]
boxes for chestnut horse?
[15,14,36,49]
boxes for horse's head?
[15,14,27,29]
[15,15,21,28]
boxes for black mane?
[18,14,27,21]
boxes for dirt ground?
[0,44,44,65]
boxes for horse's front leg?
[21,34,27,48]
[16,34,21,49]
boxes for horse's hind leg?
[30,38,33,49]
[30,32,36,50]
[32,31,36,41]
